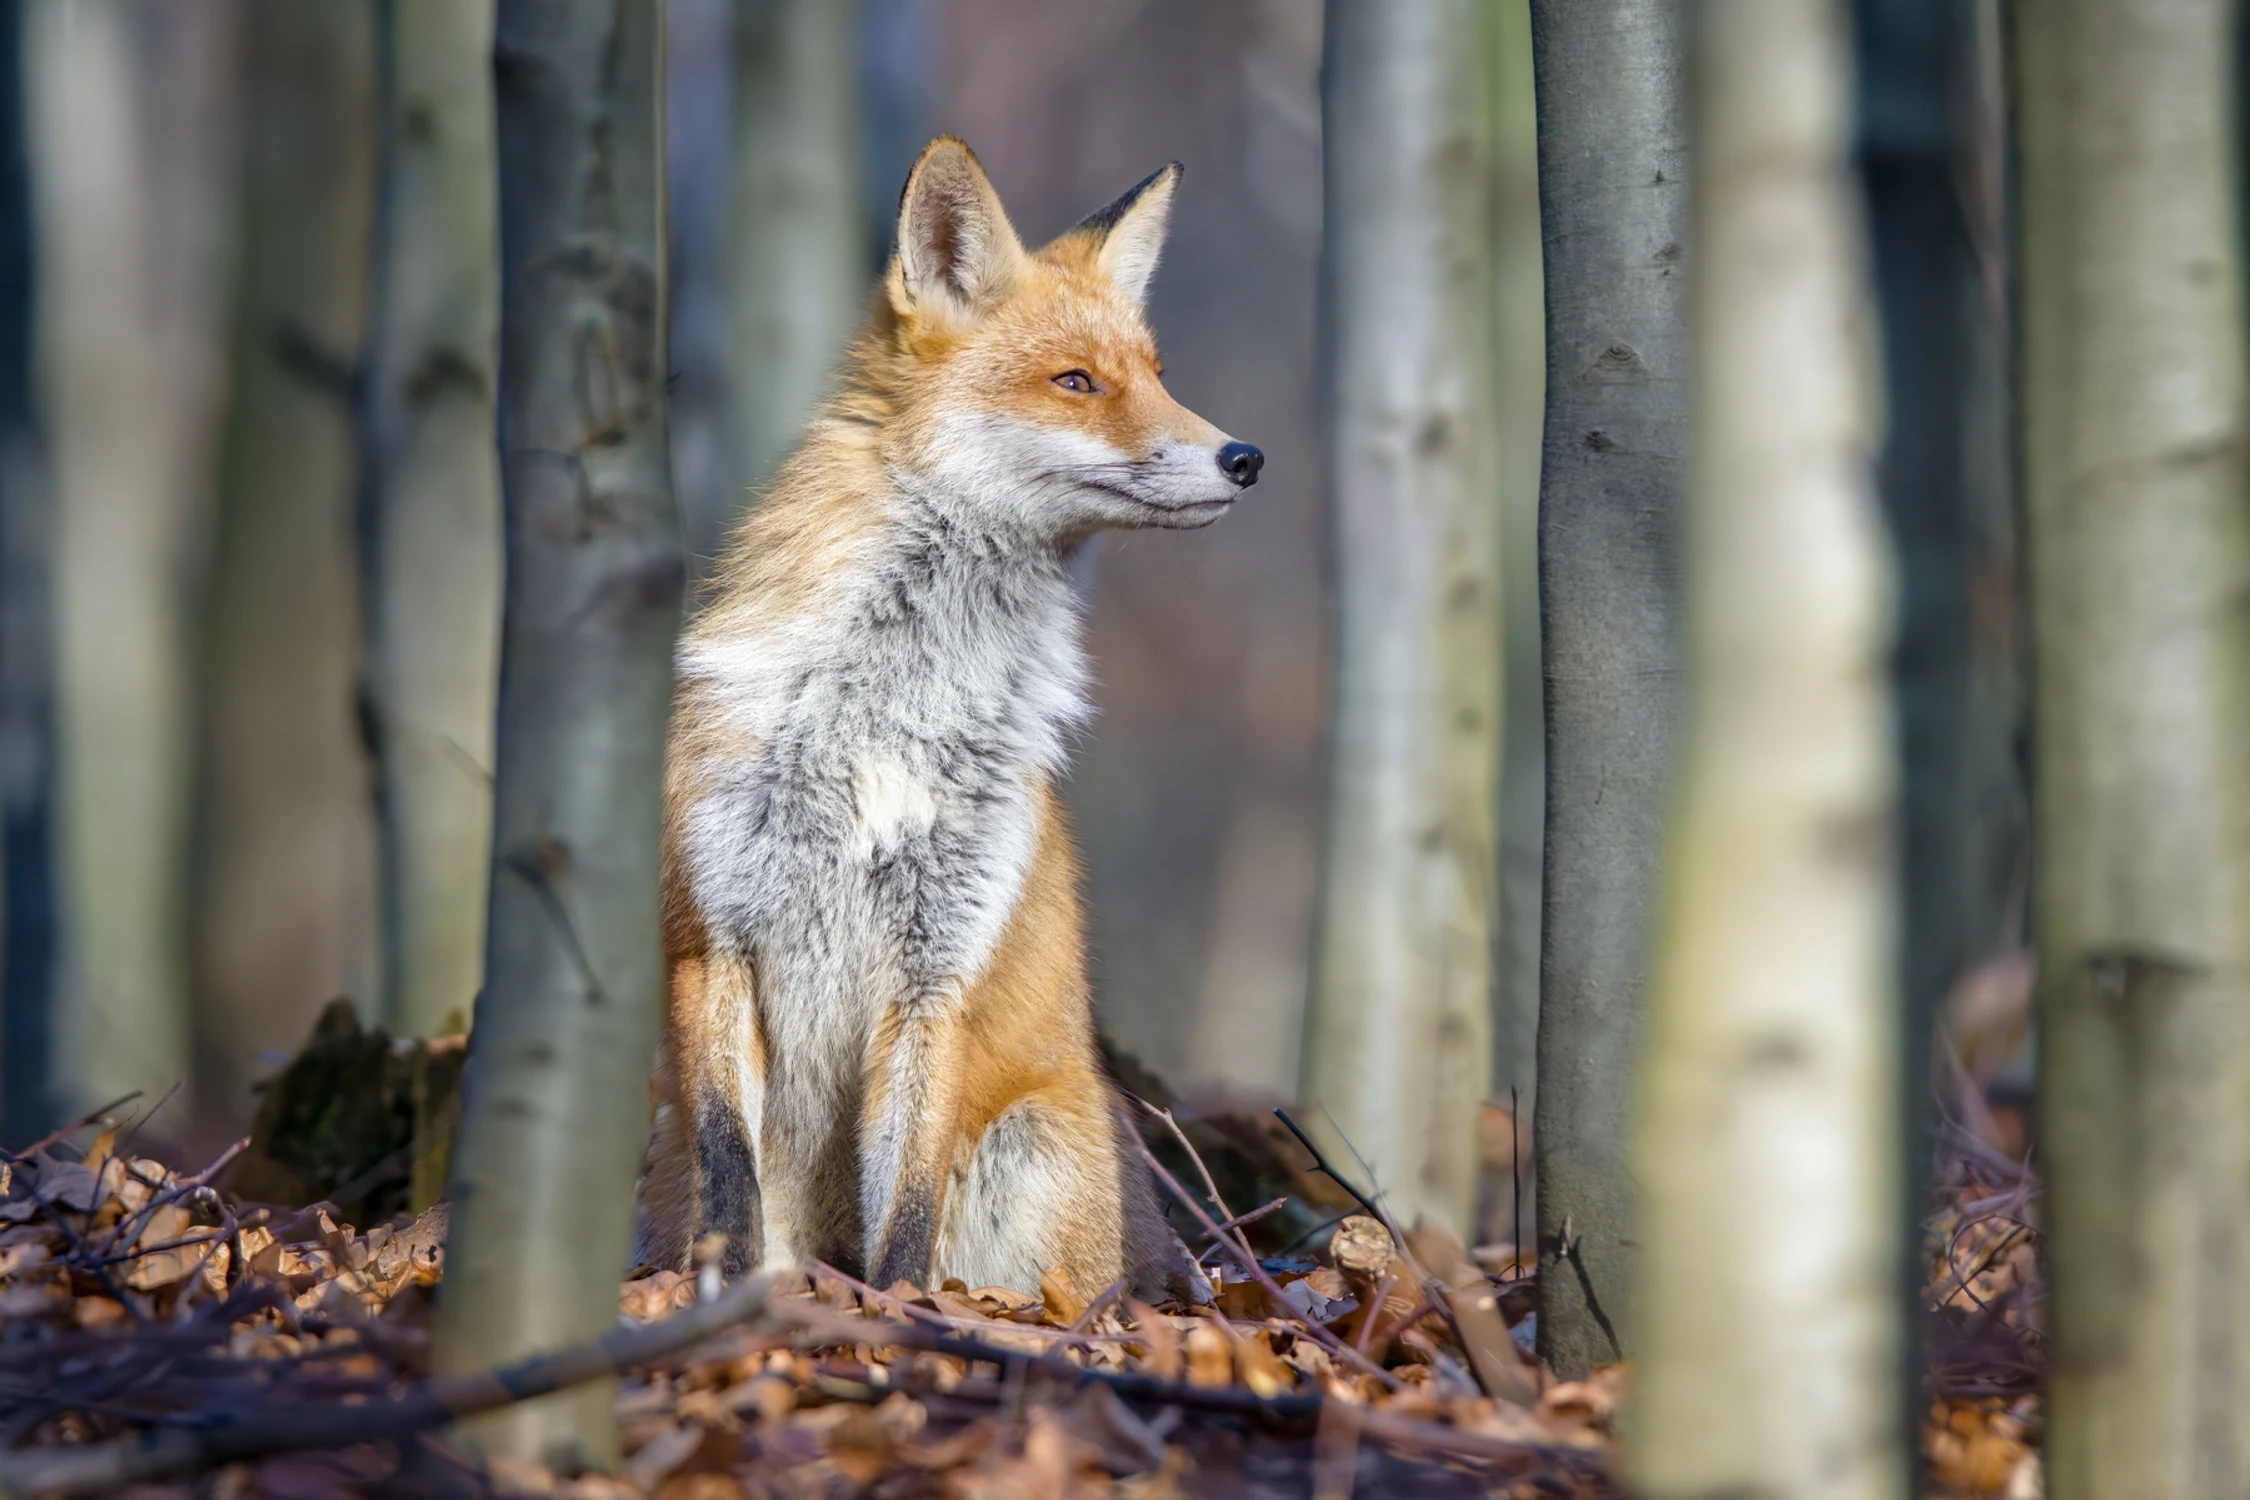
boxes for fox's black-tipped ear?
[891,137,1024,324]
[1076,162,1182,306]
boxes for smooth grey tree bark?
[430,0,682,1472]
[1303,0,1501,1238]
[361,0,501,1040]
[27,0,235,1135]
[1632,0,1899,1492]
[2018,2,2250,1493]
[726,0,863,508]
[192,0,378,1128]
[1527,0,1690,1377]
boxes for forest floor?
[0,1014,2041,1499]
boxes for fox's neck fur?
[670,399,1093,1264]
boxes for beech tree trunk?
[29,0,236,1133]
[362,0,501,1040]
[1630,0,1900,1493]
[2016,2,2250,1493]
[430,0,681,1472]
[726,0,863,506]
[1527,0,1690,1377]
[1303,0,1500,1238]
[191,0,378,1128]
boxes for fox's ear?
[1075,162,1182,306]
[892,137,1024,323]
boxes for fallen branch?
[0,1273,777,1498]
[776,1291,1602,1478]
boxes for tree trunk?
[725,0,863,511]
[1488,0,1544,1244]
[2016,2,2250,1493]
[1526,0,1690,1377]
[26,0,236,1136]
[1630,0,1899,1493]
[431,0,680,1472]
[0,0,51,1143]
[191,0,378,1131]
[361,0,501,1040]
[1303,0,1500,1239]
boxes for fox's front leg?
[860,998,964,1289]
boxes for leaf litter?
[0,1043,2046,1498]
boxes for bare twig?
[1199,1197,1289,1257]
[782,1292,1600,1479]
[0,1273,778,1498]
[814,1264,1134,1351]
[1272,1108,1383,1223]
[2,1094,144,1166]
[91,1137,251,1264]
[1129,1133,1404,1393]
[1125,1093,1255,1267]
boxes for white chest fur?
[673,506,1089,1042]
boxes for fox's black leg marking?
[694,1093,760,1280]
[870,1183,937,1291]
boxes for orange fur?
[645,139,1250,1297]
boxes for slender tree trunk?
[1304,0,1500,1238]
[431,0,680,1472]
[1526,0,1690,1377]
[1631,0,1899,1493]
[725,0,863,511]
[2017,2,2250,1493]
[361,0,501,1040]
[0,0,51,1143]
[1489,0,1544,1234]
[192,0,378,1130]
[26,0,236,1135]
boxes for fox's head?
[868,137,1262,540]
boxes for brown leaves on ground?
[1923,1132,2044,1500]
[0,1134,1615,1499]
[0,1074,2050,1500]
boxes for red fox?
[643,138,1263,1297]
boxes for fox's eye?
[1052,370,1098,395]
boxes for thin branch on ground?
[1128,1132,1404,1393]
[0,1272,779,1498]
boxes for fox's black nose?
[1217,441,1264,488]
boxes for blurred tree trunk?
[1526,0,1690,1377]
[2017,2,2250,1494]
[361,0,501,1040]
[1488,0,1544,1235]
[26,1,236,1136]
[0,0,51,1142]
[1304,0,1500,1238]
[725,0,863,516]
[192,0,378,1131]
[1632,0,1899,1493]
[431,0,680,1472]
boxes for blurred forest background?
[9,0,2248,1493]
[0,0,1440,1145]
